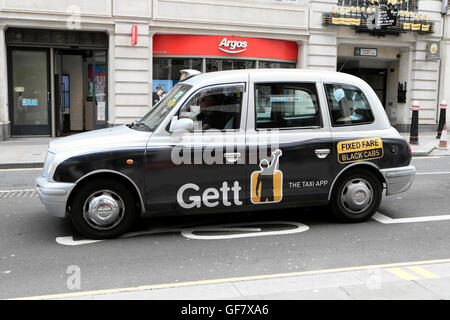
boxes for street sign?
[354,47,378,57]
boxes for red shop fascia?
[153,34,298,61]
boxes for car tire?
[69,178,137,239]
[329,169,382,223]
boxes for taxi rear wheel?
[330,169,382,222]
[69,178,137,239]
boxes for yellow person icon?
[250,149,283,204]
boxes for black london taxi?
[36,69,415,239]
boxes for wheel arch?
[328,162,386,201]
[66,170,145,216]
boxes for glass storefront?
[206,59,255,72]
[259,61,296,69]
[153,58,202,104]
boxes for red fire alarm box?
[131,25,138,46]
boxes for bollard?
[409,100,419,145]
[436,100,447,139]
[438,124,448,149]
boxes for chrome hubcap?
[340,178,373,214]
[83,190,125,230]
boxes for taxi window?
[255,82,321,129]
[178,84,244,131]
[325,84,374,126]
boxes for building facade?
[0,0,448,139]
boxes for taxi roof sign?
[180,69,201,81]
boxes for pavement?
[0,132,448,169]
[13,259,450,300]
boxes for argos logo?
[219,38,248,54]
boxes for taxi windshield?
[138,83,191,131]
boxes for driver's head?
[199,93,214,110]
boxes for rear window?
[325,83,374,126]
[255,82,321,129]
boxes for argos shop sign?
[219,38,248,54]
[153,34,298,61]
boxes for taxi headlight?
[42,152,55,179]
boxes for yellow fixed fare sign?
[337,137,384,164]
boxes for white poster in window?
[97,102,106,121]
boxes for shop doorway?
[54,49,108,136]
[6,28,108,137]
[338,58,389,108]
[8,48,51,136]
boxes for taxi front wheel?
[69,178,137,239]
[330,169,382,222]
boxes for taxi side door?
[245,74,335,209]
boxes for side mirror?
[169,117,194,133]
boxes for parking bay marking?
[372,212,450,224]
[56,221,309,246]
[416,171,450,175]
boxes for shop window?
[259,61,296,69]
[178,84,244,131]
[255,83,321,129]
[325,83,374,126]
[206,59,255,72]
[153,57,202,105]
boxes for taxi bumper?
[36,177,76,218]
[380,165,416,195]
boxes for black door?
[8,48,51,136]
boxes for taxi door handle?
[315,149,330,159]
[224,152,241,163]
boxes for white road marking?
[0,168,42,171]
[181,221,308,240]
[0,189,35,193]
[373,212,450,224]
[55,237,103,246]
[56,221,309,246]
[416,171,450,175]
[413,156,441,159]
[0,189,37,199]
